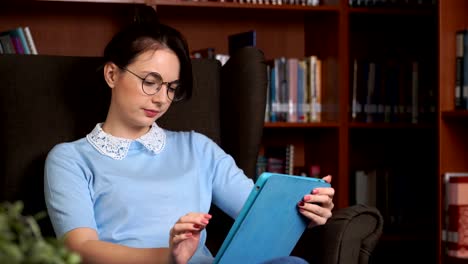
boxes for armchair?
[0,47,383,263]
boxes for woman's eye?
[144,80,157,86]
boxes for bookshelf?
[439,1,468,264]
[1,0,443,262]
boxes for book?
[228,30,256,56]
[23,26,38,55]
[443,172,468,259]
[463,30,468,110]
[0,33,16,54]
[191,47,215,59]
[455,31,465,109]
[264,144,294,175]
[354,170,377,207]
[12,27,31,55]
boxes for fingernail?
[201,219,209,225]
[298,201,305,207]
[311,189,318,194]
[194,224,201,229]
[303,195,311,202]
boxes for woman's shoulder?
[47,137,88,159]
[165,129,214,143]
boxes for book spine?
[455,31,464,109]
[15,27,31,55]
[463,31,468,109]
[446,176,468,258]
[23,26,38,55]
[0,34,16,54]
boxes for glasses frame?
[119,66,181,102]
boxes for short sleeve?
[193,132,254,219]
[44,143,97,238]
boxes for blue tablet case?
[213,172,331,264]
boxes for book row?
[0,26,38,55]
[256,144,295,180]
[351,58,436,124]
[348,0,436,7]
[441,172,468,259]
[265,56,323,123]
[190,0,319,6]
[351,168,432,235]
[455,30,468,110]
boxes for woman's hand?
[297,175,335,228]
[169,213,212,264]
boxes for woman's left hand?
[297,175,335,228]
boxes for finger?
[298,201,332,219]
[172,231,194,244]
[172,222,206,236]
[321,175,332,183]
[310,187,335,198]
[298,207,328,227]
[177,213,212,225]
[303,193,333,205]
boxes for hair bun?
[132,5,160,26]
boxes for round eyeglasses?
[120,66,182,102]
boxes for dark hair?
[103,8,192,101]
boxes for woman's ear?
[103,62,119,89]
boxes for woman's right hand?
[169,213,212,264]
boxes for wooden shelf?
[380,233,434,242]
[349,122,436,129]
[264,122,340,128]
[348,6,436,15]
[441,110,468,120]
[35,0,146,3]
[444,257,468,264]
[153,0,340,11]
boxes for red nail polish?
[298,201,305,207]
[194,224,201,229]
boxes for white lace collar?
[86,123,166,160]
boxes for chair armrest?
[293,204,384,264]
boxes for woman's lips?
[144,109,158,118]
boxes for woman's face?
[110,48,180,130]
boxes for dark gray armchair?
[0,47,383,263]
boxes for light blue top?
[44,123,254,263]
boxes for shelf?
[35,0,146,3]
[153,0,340,11]
[442,110,468,120]
[349,122,436,129]
[444,257,468,264]
[348,6,436,15]
[264,122,339,128]
[380,233,434,242]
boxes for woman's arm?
[65,228,173,264]
[65,212,212,264]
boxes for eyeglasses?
[119,66,182,102]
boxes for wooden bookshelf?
[439,2,468,263]
[1,0,442,262]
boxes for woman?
[44,10,334,264]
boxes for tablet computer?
[213,172,331,264]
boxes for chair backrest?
[0,47,268,241]
[292,204,384,264]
